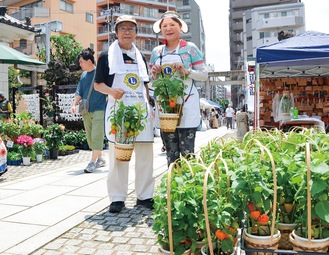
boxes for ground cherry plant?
[109,101,147,144]
[152,75,187,114]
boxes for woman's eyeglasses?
[118,26,136,32]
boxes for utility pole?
[101,6,122,47]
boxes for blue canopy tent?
[206,99,223,111]
[256,31,329,78]
[254,31,329,127]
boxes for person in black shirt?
[94,15,154,213]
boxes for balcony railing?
[11,7,50,21]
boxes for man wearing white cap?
[94,15,154,213]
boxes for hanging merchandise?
[277,92,292,122]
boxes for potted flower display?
[33,138,47,162]
[152,74,187,132]
[16,135,35,165]
[43,124,65,160]
[109,101,147,161]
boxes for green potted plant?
[152,74,187,132]
[290,142,329,252]
[43,124,65,159]
[228,139,281,252]
[33,138,47,162]
[201,161,239,255]
[58,145,76,156]
[153,160,205,255]
[7,151,22,165]
[109,101,147,161]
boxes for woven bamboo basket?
[243,141,281,255]
[202,157,236,255]
[289,143,329,253]
[164,160,195,255]
[243,230,281,255]
[278,223,296,250]
[159,113,180,132]
[114,143,134,161]
[158,247,191,255]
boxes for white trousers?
[107,142,155,203]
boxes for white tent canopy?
[200,98,213,110]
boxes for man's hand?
[110,88,125,100]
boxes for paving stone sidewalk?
[0,150,92,184]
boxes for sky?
[194,0,329,71]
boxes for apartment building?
[5,0,208,63]
[7,0,97,55]
[96,0,176,60]
[243,2,305,61]
[229,0,300,107]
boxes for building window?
[86,12,93,23]
[281,11,287,17]
[259,31,270,39]
[183,0,189,6]
[263,13,269,19]
[60,0,73,13]
[183,13,190,19]
[247,36,252,41]
[21,0,43,8]
[121,4,135,15]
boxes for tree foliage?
[37,34,83,85]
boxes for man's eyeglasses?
[118,26,136,32]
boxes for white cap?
[153,11,188,34]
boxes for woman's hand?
[171,62,190,75]
[151,64,162,79]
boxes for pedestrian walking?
[70,48,107,173]
[225,104,234,129]
[210,108,218,128]
[150,11,208,166]
[236,104,250,140]
[94,15,154,213]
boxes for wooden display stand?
[259,77,329,127]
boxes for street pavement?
[0,127,237,255]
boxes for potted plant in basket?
[152,161,205,255]
[201,161,239,255]
[43,124,65,159]
[230,141,281,253]
[152,74,187,132]
[289,143,329,253]
[16,135,35,165]
[109,101,147,161]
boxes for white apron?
[105,63,153,143]
[153,52,200,128]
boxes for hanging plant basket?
[159,112,180,132]
[114,143,134,162]
[109,97,147,162]
[152,75,186,133]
